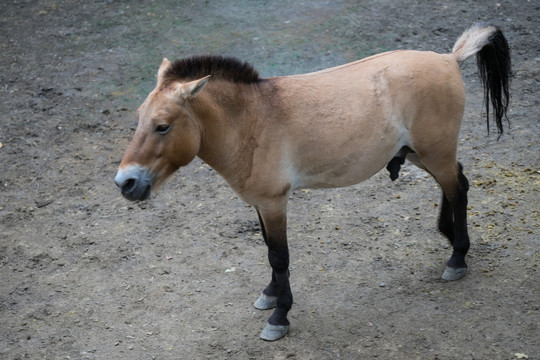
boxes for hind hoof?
[260,323,289,341]
[442,266,467,281]
[254,293,277,310]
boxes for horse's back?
[273,50,464,131]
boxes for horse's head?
[115,58,210,201]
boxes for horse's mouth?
[139,185,152,201]
[120,183,151,201]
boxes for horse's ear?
[179,75,211,99]
[157,58,171,84]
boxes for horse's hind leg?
[438,193,454,242]
[437,162,467,245]
[411,154,470,280]
[439,163,470,280]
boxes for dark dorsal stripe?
[163,55,261,85]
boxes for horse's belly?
[288,137,401,190]
[292,159,384,189]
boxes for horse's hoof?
[254,293,277,310]
[442,266,467,281]
[260,323,289,341]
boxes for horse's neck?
[196,81,267,185]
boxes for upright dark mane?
[164,55,261,85]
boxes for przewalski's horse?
[115,23,511,341]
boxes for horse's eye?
[155,124,170,134]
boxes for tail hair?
[453,23,511,138]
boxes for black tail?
[452,24,512,138]
[476,27,511,138]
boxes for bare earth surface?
[1,1,539,359]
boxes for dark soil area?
[1,1,538,359]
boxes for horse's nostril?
[123,178,137,193]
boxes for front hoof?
[254,293,277,310]
[260,323,289,341]
[442,266,467,281]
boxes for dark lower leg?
[255,207,293,327]
[262,271,278,297]
[267,247,292,326]
[438,193,454,243]
[257,210,279,298]
[447,166,470,270]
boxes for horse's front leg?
[253,205,292,341]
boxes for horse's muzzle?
[114,165,153,201]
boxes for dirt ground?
[1,1,538,359]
